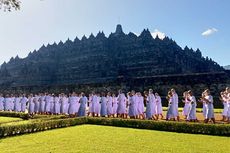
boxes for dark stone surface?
[0,25,224,89]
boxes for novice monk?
[155,93,163,120]
[107,92,113,118]
[227,92,230,123]
[88,93,93,116]
[78,92,88,117]
[187,90,197,122]
[220,91,228,121]
[54,94,61,115]
[44,93,51,114]
[147,89,156,120]
[96,93,101,117]
[171,89,179,121]
[0,94,4,111]
[128,92,136,119]
[117,90,127,118]
[145,91,152,120]
[60,93,69,115]
[203,89,215,124]
[112,93,118,118]
[9,94,15,111]
[100,92,107,117]
[28,94,35,115]
[91,92,97,117]
[14,94,21,112]
[137,92,145,119]
[76,94,80,116]
[39,93,46,114]
[20,94,28,113]
[68,92,78,117]
[166,91,175,121]
[225,87,230,123]
[34,94,40,114]
[182,91,189,119]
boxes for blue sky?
[0,0,229,66]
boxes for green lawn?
[0,125,229,153]
[0,116,22,124]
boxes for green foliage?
[0,115,230,138]
[1,125,230,153]
[0,111,29,120]
[0,116,22,124]
[0,117,87,137]
[0,0,20,11]
[86,117,230,136]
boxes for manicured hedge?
[0,111,29,120]
[0,117,87,138]
[86,117,230,136]
[0,112,67,120]
[1,116,230,138]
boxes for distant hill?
[224,65,230,70]
[0,24,224,87]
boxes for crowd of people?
[0,87,230,123]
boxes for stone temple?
[0,25,224,87]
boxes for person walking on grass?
[128,92,136,119]
[78,92,88,117]
[28,94,35,115]
[147,89,156,120]
[117,90,127,119]
[107,92,113,118]
[112,93,118,118]
[137,92,145,119]
[155,93,163,120]
[220,91,228,121]
[166,91,175,121]
[202,89,215,124]
[186,90,197,122]
[0,94,4,111]
[171,89,179,121]
[100,92,107,117]
[182,91,189,119]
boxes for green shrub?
[0,117,87,138]
[0,112,29,120]
[86,117,230,136]
[0,116,230,138]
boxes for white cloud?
[151,29,165,39]
[201,28,218,36]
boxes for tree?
[0,0,20,11]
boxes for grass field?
[0,117,22,124]
[0,125,229,153]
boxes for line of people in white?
[0,87,229,123]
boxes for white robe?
[172,93,179,117]
[155,95,163,114]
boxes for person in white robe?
[88,94,93,116]
[155,93,163,120]
[137,92,145,119]
[112,93,118,117]
[203,89,215,124]
[171,89,179,121]
[182,91,190,119]
[117,90,127,118]
[0,94,5,111]
[20,94,28,113]
[220,91,228,121]
[147,89,156,120]
[91,93,98,117]
[107,92,113,117]
[186,90,197,122]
